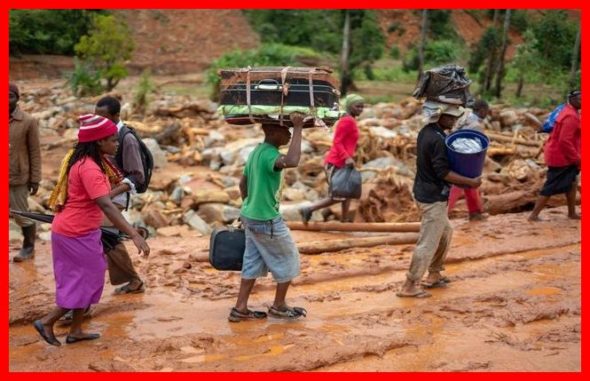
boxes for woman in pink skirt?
[33,114,150,346]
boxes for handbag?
[208,225,245,271]
[329,166,362,199]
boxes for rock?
[283,187,307,202]
[9,220,23,242]
[143,207,170,229]
[197,203,240,224]
[193,190,230,205]
[142,138,168,168]
[39,231,52,241]
[500,110,518,127]
[169,186,185,205]
[183,210,211,235]
[369,126,398,139]
[183,262,192,269]
[27,197,47,213]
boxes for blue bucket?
[445,129,489,178]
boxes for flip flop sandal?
[65,333,100,344]
[422,279,448,289]
[33,320,61,346]
[228,308,268,323]
[114,281,145,295]
[268,306,307,319]
[396,290,432,298]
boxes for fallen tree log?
[486,131,544,147]
[485,189,580,215]
[287,221,420,232]
[298,233,419,255]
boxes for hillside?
[11,9,578,80]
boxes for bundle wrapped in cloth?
[218,66,342,127]
[413,64,473,106]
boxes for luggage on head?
[218,66,342,127]
[413,64,473,106]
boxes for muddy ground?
[9,206,580,371]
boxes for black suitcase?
[209,226,245,271]
[220,78,339,109]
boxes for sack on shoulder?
[329,166,362,199]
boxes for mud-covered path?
[9,207,580,371]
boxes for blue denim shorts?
[240,215,300,283]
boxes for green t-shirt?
[241,142,283,221]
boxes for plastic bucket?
[445,129,489,178]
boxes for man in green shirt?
[229,113,307,322]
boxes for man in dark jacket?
[96,96,145,294]
[397,102,482,298]
[9,83,41,262]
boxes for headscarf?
[422,100,465,125]
[48,115,123,212]
[343,94,364,113]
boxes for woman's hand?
[130,233,150,257]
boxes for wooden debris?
[299,233,419,255]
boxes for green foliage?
[242,10,384,93]
[243,10,342,53]
[134,69,155,113]
[468,27,501,74]
[9,10,103,55]
[426,10,457,40]
[402,40,460,71]
[354,64,416,82]
[531,11,578,70]
[74,14,134,91]
[206,43,323,100]
[389,45,400,60]
[509,30,540,81]
[510,10,529,33]
[68,58,103,97]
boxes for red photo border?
[3,0,585,379]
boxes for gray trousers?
[9,185,34,227]
[406,201,453,282]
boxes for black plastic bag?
[330,166,362,199]
[413,64,472,105]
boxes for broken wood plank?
[486,131,544,147]
[287,221,420,232]
[299,233,419,255]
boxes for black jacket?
[412,123,451,203]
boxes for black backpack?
[115,124,154,193]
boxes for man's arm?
[27,117,42,194]
[274,113,304,169]
[239,175,248,200]
[122,133,145,189]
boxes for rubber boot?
[13,225,36,262]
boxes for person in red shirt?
[299,94,364,223]
[529,90,581,221]
[33,114,150,346]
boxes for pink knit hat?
[77,114,118,143]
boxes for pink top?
[52,158,110,237]
[324,115,359,168]
[544,103,580,167]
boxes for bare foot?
[528,215,543,222]
[568,214,581,220]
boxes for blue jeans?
[240,215,300,283]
